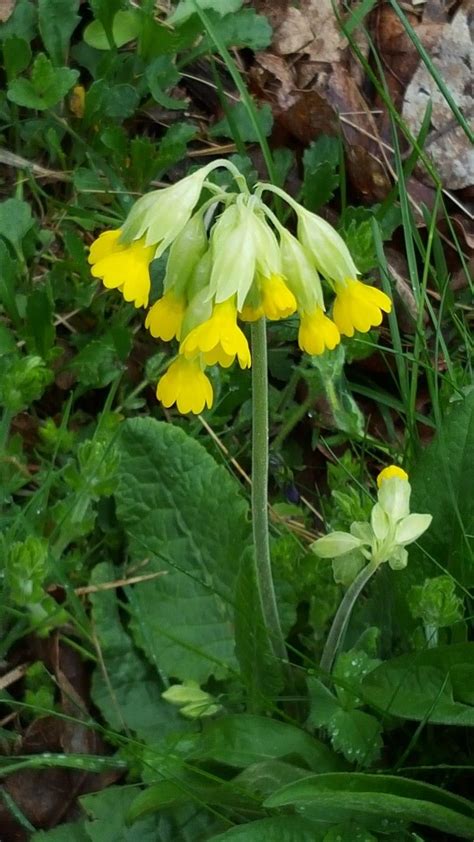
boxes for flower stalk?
[250,318,287,665]
[319,560,378,676]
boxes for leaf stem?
[320,560,378,675]
[250,318,287,664]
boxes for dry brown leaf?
[0,0,15,22]
[402,6,474,189]
[273,0,347,64]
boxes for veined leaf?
[264,772,474,839]
[114,417,251,683]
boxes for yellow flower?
[145,291,186,342]
[180,297,251,369]
[298,308,340,356]
[156,357,213,414]
[239,304,264,323]
[333,279,392,337]
[88,229,154,308]
[377,465,409,488]
[261,275,297,321]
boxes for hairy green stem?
[251,319,287,664]
[320,560,378,675]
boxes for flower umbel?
[90,162,393,414]
[156,357,213,415]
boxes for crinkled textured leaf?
[114,418,251,683]
[89,562,186,742]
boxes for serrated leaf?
[84,10,141,50]
[302,136,340,212]
[114,418,251,683]
[210,101,273,142]
[38,0,80,65]
[307,677,341,728]
[0,198,34,250]
[153,122,197,178]
[169,0,243,26]
[8,52,78,109]
[361,643,474,725]
[328,709,382,765]
[264,773,474,839]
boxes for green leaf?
[208,817,324,841]
[0,324,16,355]
[38,0,80,65]
[234,549,283,710]
[145,55,185,110]
[169,0,243,26]
[210,101,273,142]
[264,773,474,839]
[408,575,463,628]
[340,209,378,274]
[26,287,55,358]
[409,390,474,586]
[103,83,140,119]
[80,786,164,842]
[68,336,125,389]
[198,8,272,53]
[114,417,251,683]
[191,714,342,771]
[308,345,364,437]
[89,562,185,742]
[32,823,89,841]
[84,10,141,50]
[3,35,32,80]
[302,136,340,212]
[0,0,37,43]
[154,122,198,178]
[0,198,34,250]
[7,52,78,109]
[361,643,474,725]
[327,709,382,766]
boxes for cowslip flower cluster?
[312,466,432,582]
[88,161,392,414]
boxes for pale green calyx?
[162,681,221,719]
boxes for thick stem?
[251,318,287,664]
[320,561,378,676]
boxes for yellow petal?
[88,229,122,265]
[156,357,213,415]
[145,292,186,341]
[298,308,340,356]
[333,279,391,337]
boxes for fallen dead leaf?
[402,6,474,189]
